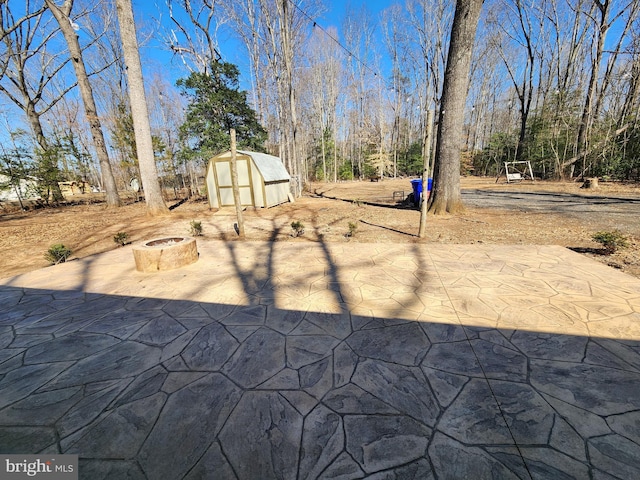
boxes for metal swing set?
[497,161,535,183]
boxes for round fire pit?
[132,236,198,272]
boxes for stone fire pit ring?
[132,236,198,272]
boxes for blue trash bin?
[410,178,432,206]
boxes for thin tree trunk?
[230,128,245,238]
[429,0,483,215]
[419,109,434,237]
[45,0,121,207]
[115,0,168,215]
[280,0,300,195]
[620,52,640,124]
[321,128,326,181]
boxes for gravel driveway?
[463,189,640,232]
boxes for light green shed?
[206,150,291,208]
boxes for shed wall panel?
[265,182,290,207]
[206,162,219,208]
[250,162,265,206]
[237,159,250,184]
[216,162,232,187]
[219,186,234,206]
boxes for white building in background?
[0,174,40,202]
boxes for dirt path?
[1,177,638,279]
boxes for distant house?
[58,181,89,197]
[205,150,291,208]
[0,174,40,202]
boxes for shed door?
[215,159,254,206]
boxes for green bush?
[113,232,129,246]
[189,220,203,237]
[592,230,629,254]
[346,221,358,238]
[291,221,305,237]
[45,244,72,264]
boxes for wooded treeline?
[1,0,639,209]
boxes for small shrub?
[352,198,363,207]
[113,231,129,246]
[190,220,203,237]
[592,230,628,254]
[291,221,305,237]
[346,221,358,238]
[45,243,72,264]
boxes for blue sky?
[134,0,397,86]
[0,1,397,146]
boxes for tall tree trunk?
[514,0,536,163]
[25,100,48,152]
[278,0,300,195]
[115,0,168,215]
[429,0,483,215]
[45,0,121,207]
[575,0,609,177]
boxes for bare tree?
[115,0,168,215]
[45,0,121,207]
[535,0,591,177]
[148,73,192,197]
[0,1,74,201]
[592,1,639,120]
[256,0,299,191]
[568,0,638,177]
[342,4,378,179]
[574,0,612,176]
[0,2,64,150]
[277,0,299,190]
[161,0,222,196]
[166,0,224,74]
[465,26,502,153]
[85,5,136,191]
[224,0,268,127]
[301,26,343,182]
[49,97,99,185]
[619,31,640,125]
[383,4,409,179]
[405,0,453,173]
[489,0,545,162]
[429,0,484,215]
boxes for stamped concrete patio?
[1,239,640,479]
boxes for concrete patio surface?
[1,239,640,479]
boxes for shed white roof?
[237,150,290,183]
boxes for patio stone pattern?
[1,240,640,479]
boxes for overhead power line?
[285,0,383,81]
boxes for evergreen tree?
[177,61,267,161]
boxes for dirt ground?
[1,177,639,280]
